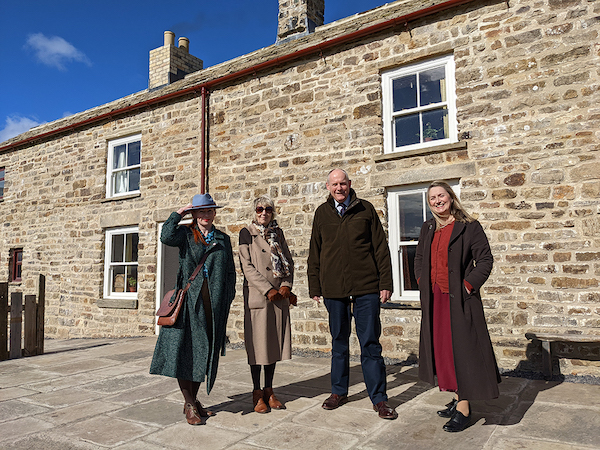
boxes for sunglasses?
[255,206,273,214]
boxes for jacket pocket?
[245,285,268,309]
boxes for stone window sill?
[381,301,421,310]
[374,141,467,163]
[97,298,138,309]
[100,193,141,203]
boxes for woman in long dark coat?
[414,181,500,432]
[150,193,236,425]
[238,196,296,413]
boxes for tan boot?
[253,389,269,413]
[263,387,285,409]
[184,402,204,425]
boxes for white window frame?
[104,226,139,299]
[387,180,459,302]
[106,134,141,198]
[382,55,458,154]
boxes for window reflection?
[394,114,420,147]
[398,193,424,241]
[393,74,417,112]
[419,66,446,106]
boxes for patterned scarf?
[253,220,291,279]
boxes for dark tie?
[339,204,347,216]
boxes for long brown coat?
[239,223,293,366]
[414,218,501,400]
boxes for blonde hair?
[427,181,475,226]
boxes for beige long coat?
[239,223,293,366]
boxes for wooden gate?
[0,274,45,361]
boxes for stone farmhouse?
[1,0,599,377]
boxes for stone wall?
[210,0,600,376]
[1,0,599,377]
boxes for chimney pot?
[178,37,189,53]
[164,31,175,46]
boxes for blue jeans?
[324,293,388,405]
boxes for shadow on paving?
[202,359,433,419]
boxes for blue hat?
[188,193,222,210]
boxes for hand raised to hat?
[177,203,193,216]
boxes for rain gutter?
[0,0,475,158]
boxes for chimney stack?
[178,37,189,53]
[148,31,203,90]
[277,0,324,43]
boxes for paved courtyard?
[0,336,599,449]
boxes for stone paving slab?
[1,336,599,449]
[60,415,155,447]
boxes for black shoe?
[443,406,471,432]
[437,398,457,418]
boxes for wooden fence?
[0,274,45,361]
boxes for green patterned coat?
[150,212,236,394]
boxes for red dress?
[431,222,457,392]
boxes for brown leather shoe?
[184,402,204,425]
[373,401,398,420]
[196,400,215,417]
[253,389,269,413]
[263,387,285,409]
[322,393,348,410]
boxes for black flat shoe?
[443,405,471,432]
[437,398,457,418]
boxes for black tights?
[250,363,276,391]
[178,379,201,405]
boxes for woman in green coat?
[150,194,236,425]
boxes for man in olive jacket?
[308,169,397,420]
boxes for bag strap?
[180,244,217,295]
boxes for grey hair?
[253,196,276,217]
[327,168,350,184]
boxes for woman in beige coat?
[239,196,296,413]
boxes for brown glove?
[278,286,291,298]
[267,288,284,302]
[289,292,297,306]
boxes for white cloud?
[25,33,92,71]
[0,116,43,143]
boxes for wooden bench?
[525,332,600,379]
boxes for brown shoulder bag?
[156,249,213,326]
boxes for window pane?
[127,266,138,292]
[422,108,448,142]
[401,246,418,291]
[127,141,140,166]
[112,268,126,293]
[394,114,420,148]
[392,74,417,112]
[129,168,140,192]
[419,66,446,106]
[113,171,128,194]
[125,233,139,262]
[398,193,425,241]
[113,144,126,169]
[111,234,124,262]
[0,168,4,199]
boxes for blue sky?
[0,0,387,143]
